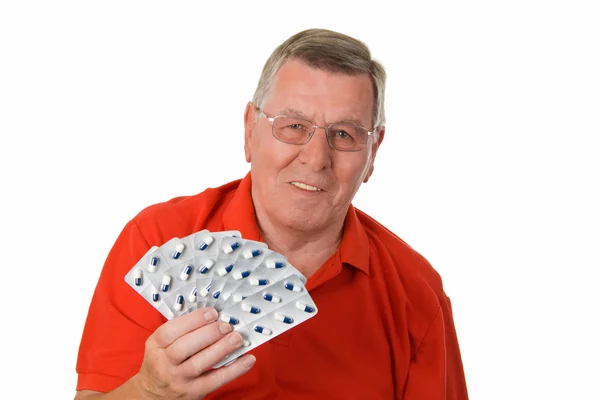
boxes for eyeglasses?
[257,108,377,152]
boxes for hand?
[135,307,255,399]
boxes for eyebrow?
[279,107,367,127]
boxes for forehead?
[265,58,374,126]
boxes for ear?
[244,102,258,163]
[363,127,385,183]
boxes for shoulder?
[130,178,242,247]
[356,208,445,295]
[354,208,451,352]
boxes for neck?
[254,205,346,279]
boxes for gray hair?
[252,28,386,129]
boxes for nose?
[297,126,333,172]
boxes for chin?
[281,208,327,232]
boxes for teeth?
[290,181,321,191]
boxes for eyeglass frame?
[255,107,379,152]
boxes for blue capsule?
[250,277,268,286]
[212,290,221,299]
[188,287,197,303]
[262,293,281,303]
[232,270,251,280]
[241,303,261,314]
[199,259,215,274]
[179,265,193,281]
[266,260,286,269]
[232,294,247,303]
[275,312,294,324]
[174,295,184,311]
[254,325,272,335]
[223,241,241,254]
[220,315,239,325]
[217,264,234,276]
[134,268,143,286]
[172,242,185,259]
[161,275,172,292]
[243,249,262,259]
[151,286,159,302]
[198,236,214,251]
[148,256,159,273]
[284,281,302,292]
[296,302,315,313]
[199,284,211,297]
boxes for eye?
[334,130,352,139]
[288,123,304,130]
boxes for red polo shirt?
[76,172,468,399]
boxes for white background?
[1,1,599,398]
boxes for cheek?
[252,135,298,180]
[334,156,369,185]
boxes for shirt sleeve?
[75,219,167,393]
[443,296,470,400]
[403,298,469,400]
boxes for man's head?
[244,28,386,233]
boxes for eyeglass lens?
[272,116,368,151]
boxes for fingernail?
[228,332,242,346]
[241,354,256,368]
[219,322,233,335]
[204,309,217,321]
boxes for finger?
[165,321,233,365]
[194,354,256,394]
[177,331,245,378]
[152,308,218,349]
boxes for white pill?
[179,265,193,281]
[284,281,302,292]
[262,293,281,303]
[151,286,160,302]
[172,242,185,259]
[249,277,269,286]
[148,256,159,273]
[217,264,233,276]
[254,325,272,335]
[222,241,241,254]
[174,295,184,311]
[274,312,294,324]
[241,303,261,314]
[188,287,197,303]
[199,284,211,297]
[134,268,143,286]
[161,275,172,292]
[220,314,239,325]
[232,270,251,280]
[232,294,247,303]
[198,259,215,274]
[243,249,262,259]
[198,236,214,250]
[266,260,286,269]
[295,302,315,313]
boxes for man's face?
[244,58,384,232]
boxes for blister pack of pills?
[124,229,318,367]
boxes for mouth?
[288,181,323,192]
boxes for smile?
[289,181,323,192]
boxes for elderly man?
[75,28,469,399]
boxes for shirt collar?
[221,172,263,242]
[221,172,370,275]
